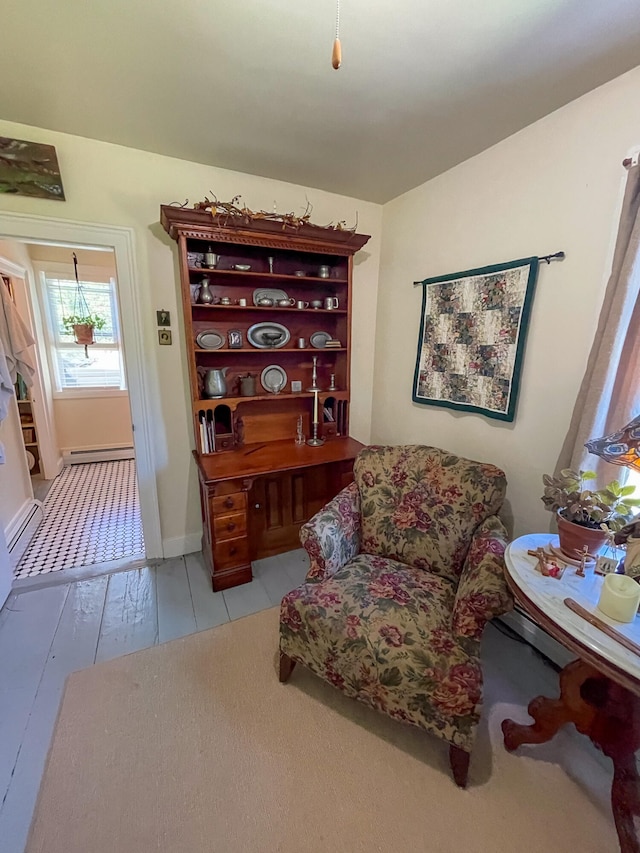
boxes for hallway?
[15,460,143,579]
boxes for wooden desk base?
[502,659,640,853]
[195,437,363,591]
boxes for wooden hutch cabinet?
[161,205,370,591]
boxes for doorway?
[9,242,145,578]
[0,213,161,592]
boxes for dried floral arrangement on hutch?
[161,197,370,591]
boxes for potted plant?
[541,468,640,559]
[62,312,106,347]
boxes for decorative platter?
[195,330,225,350]
[25,450,36,471]
[247,322,291,349]
[260,364,288,394]
[253,288,289,306]
[310,331,332,349]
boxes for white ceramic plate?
[196,330,225,349]
[310,331,332,349]
[253,288,289,306]
[25,450,36,470]
[247,322,291,349]
[260,364,288,394]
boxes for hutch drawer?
[213,511,247,540]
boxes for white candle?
[313,391,319,424]
[597,574,640,623]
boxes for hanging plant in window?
[61,252,106,356]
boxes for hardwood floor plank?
[156,558,197,643]
[222,575,272,621]
[0,585,68,807]
[279,548,310,587]
[185,552,229,631]
[252,556,296,607]
[0,574,110,851]
[95,567,158,663]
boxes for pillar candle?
[597,573,640,623]
[313,391,319,423]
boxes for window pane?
[55,347,123,388]
[46,279,117,344]
[44,275,125,390]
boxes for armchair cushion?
[354,445,506,583]
[299,482,360,583]
[453,515,513,641]
[280,554,483,750]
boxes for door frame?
[0,211,163,558]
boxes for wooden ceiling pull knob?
[332,37,342,70]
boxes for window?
[41,272,126,393]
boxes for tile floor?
[0,550,615,853]
[15,461,144,579]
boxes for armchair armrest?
[299,481,361,583]
[452,515,513,640]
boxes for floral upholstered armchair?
[278,445,512,787]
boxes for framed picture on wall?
[0,136,65,200]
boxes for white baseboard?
[499,608,574,669]
[162,532,203,559]
[62,445,135,465]
[6,499,44,570]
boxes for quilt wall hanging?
[413,256,540,422]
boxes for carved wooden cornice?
[160,205,370,255]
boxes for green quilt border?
[412,256,540,422]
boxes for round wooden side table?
[502,534,640,853]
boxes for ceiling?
[1,0,640,203]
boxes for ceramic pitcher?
[204,368,228,398]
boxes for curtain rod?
[412,252,565,286]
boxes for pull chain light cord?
[332,0,341,69]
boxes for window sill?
[53,388,129,400]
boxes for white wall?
[0,122,383,552]
[53,396,133,452]
[374,65,640,537]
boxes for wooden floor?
[0,549,310,853]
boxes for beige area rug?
[28,608,616,853]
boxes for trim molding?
[6,499,44,570]
[162,532,203,559]
[0,211,164,558]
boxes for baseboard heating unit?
[499,605,573,669]
[63,446,135,465]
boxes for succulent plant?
[541,468,640,533]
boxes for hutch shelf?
[161,205,370,591]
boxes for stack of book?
[324,339,342,349]
[198,410,216,453]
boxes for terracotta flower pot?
[556,511,608,560]
[72,323,95,346]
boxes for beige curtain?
[556,162,640,481]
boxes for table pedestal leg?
[501,659,640,853]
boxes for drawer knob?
[227,522,236,532]
[224,497,234,509]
